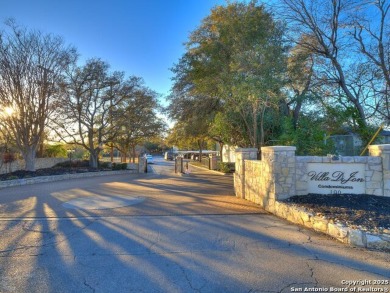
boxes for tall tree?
[169,1,286,149]
[0,20,77,171]
[278,0,380,130]
[52,59,142,168]
[284,35,316,129]
[113,86,166,162]
[352,0,390,125]
[166,121,212,153]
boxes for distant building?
[328,134,362,156]
[215,144,236,163]
[378,130,390,144]
[329,128,390,156]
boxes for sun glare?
[4,107,14,116]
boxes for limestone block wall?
[235,144,390,206]
[244,160,264,205]
[261,146,296,201]
[235,146,296,207]
[369,144,390,196]
[0,157,68,174]
[234,145,390,251]
[234,148,257,199]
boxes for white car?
[145,154,153,164]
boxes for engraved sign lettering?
[307,163,365,194]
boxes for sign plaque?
[307,163,365,194]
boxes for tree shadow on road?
[0,172,389,292]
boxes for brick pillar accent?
[234,148,258,199]
[261,146,297,202]
[369,144,390,197]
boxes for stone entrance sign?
[235,145,390,251]
[307,163,365,194]
[235,144,389,203]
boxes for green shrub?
[218,162,231,173]
[99,162,111,169]
[278,117,335,156]
[45,144,67,158]
[54,160,89,168]
[227,163,235,172]
[112,163,127,170]
[54,161,70,168]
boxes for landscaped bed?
[283,193,390,234]
[0,160,129,181]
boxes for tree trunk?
[197,139,204,162]
[253,105,258,148]
[332,58,367,126]
[259,106,266,148]
[292,98,303,130]
[132,146,136,163]
[23,146,37,171]
[219,142,224,163]
[89,152,99,169]
[37,140,45,158]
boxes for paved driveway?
[0,156,389,293]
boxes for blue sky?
[0,0,228,105]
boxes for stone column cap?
[369,144,390,151]
[261,146,297,152]
[235,148,258,153]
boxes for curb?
[266,201,390,252]
[0,169,138,189]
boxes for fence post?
[175,157,184,174]
[138,157,147,173]
[209,153,217,170]
[234,148,258,199]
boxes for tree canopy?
[168,1,287,150]
[0,20,77,171]
[168,0,390,155]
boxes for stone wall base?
[266,201,390,251]
[0,169,138,189]
[0,157,68,174]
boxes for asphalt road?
[0,156,389,293]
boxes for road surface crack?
[84,278,96,293]
[180,266,206,293]
[0,220,96,256]
[306,262,319,286]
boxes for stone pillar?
[175,157,184,173]
[369,144,390,197]
[138,157,147,173]
[261,146,297,202]
[209,153,217,170]
[234,148,257,199]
